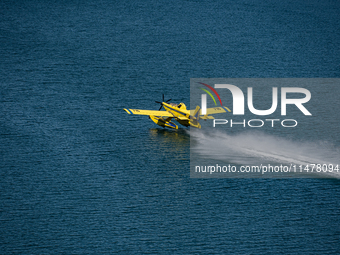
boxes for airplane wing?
[124,108,173,117]
[200,115,215,120]
[205,106,231,115]
[189,106,231,115]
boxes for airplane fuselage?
[162,102,190,118]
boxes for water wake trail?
[189,129,340,178]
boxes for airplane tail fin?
[193,105,200,121]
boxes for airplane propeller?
[155,94,171,110]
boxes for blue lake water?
[1,0,340,254]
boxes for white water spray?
[190,129,340,178]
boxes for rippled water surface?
[1,0,340,254]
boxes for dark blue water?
[1,0,340,254]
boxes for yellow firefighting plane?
[124,95,230,129]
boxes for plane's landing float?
[124,95,228,129]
